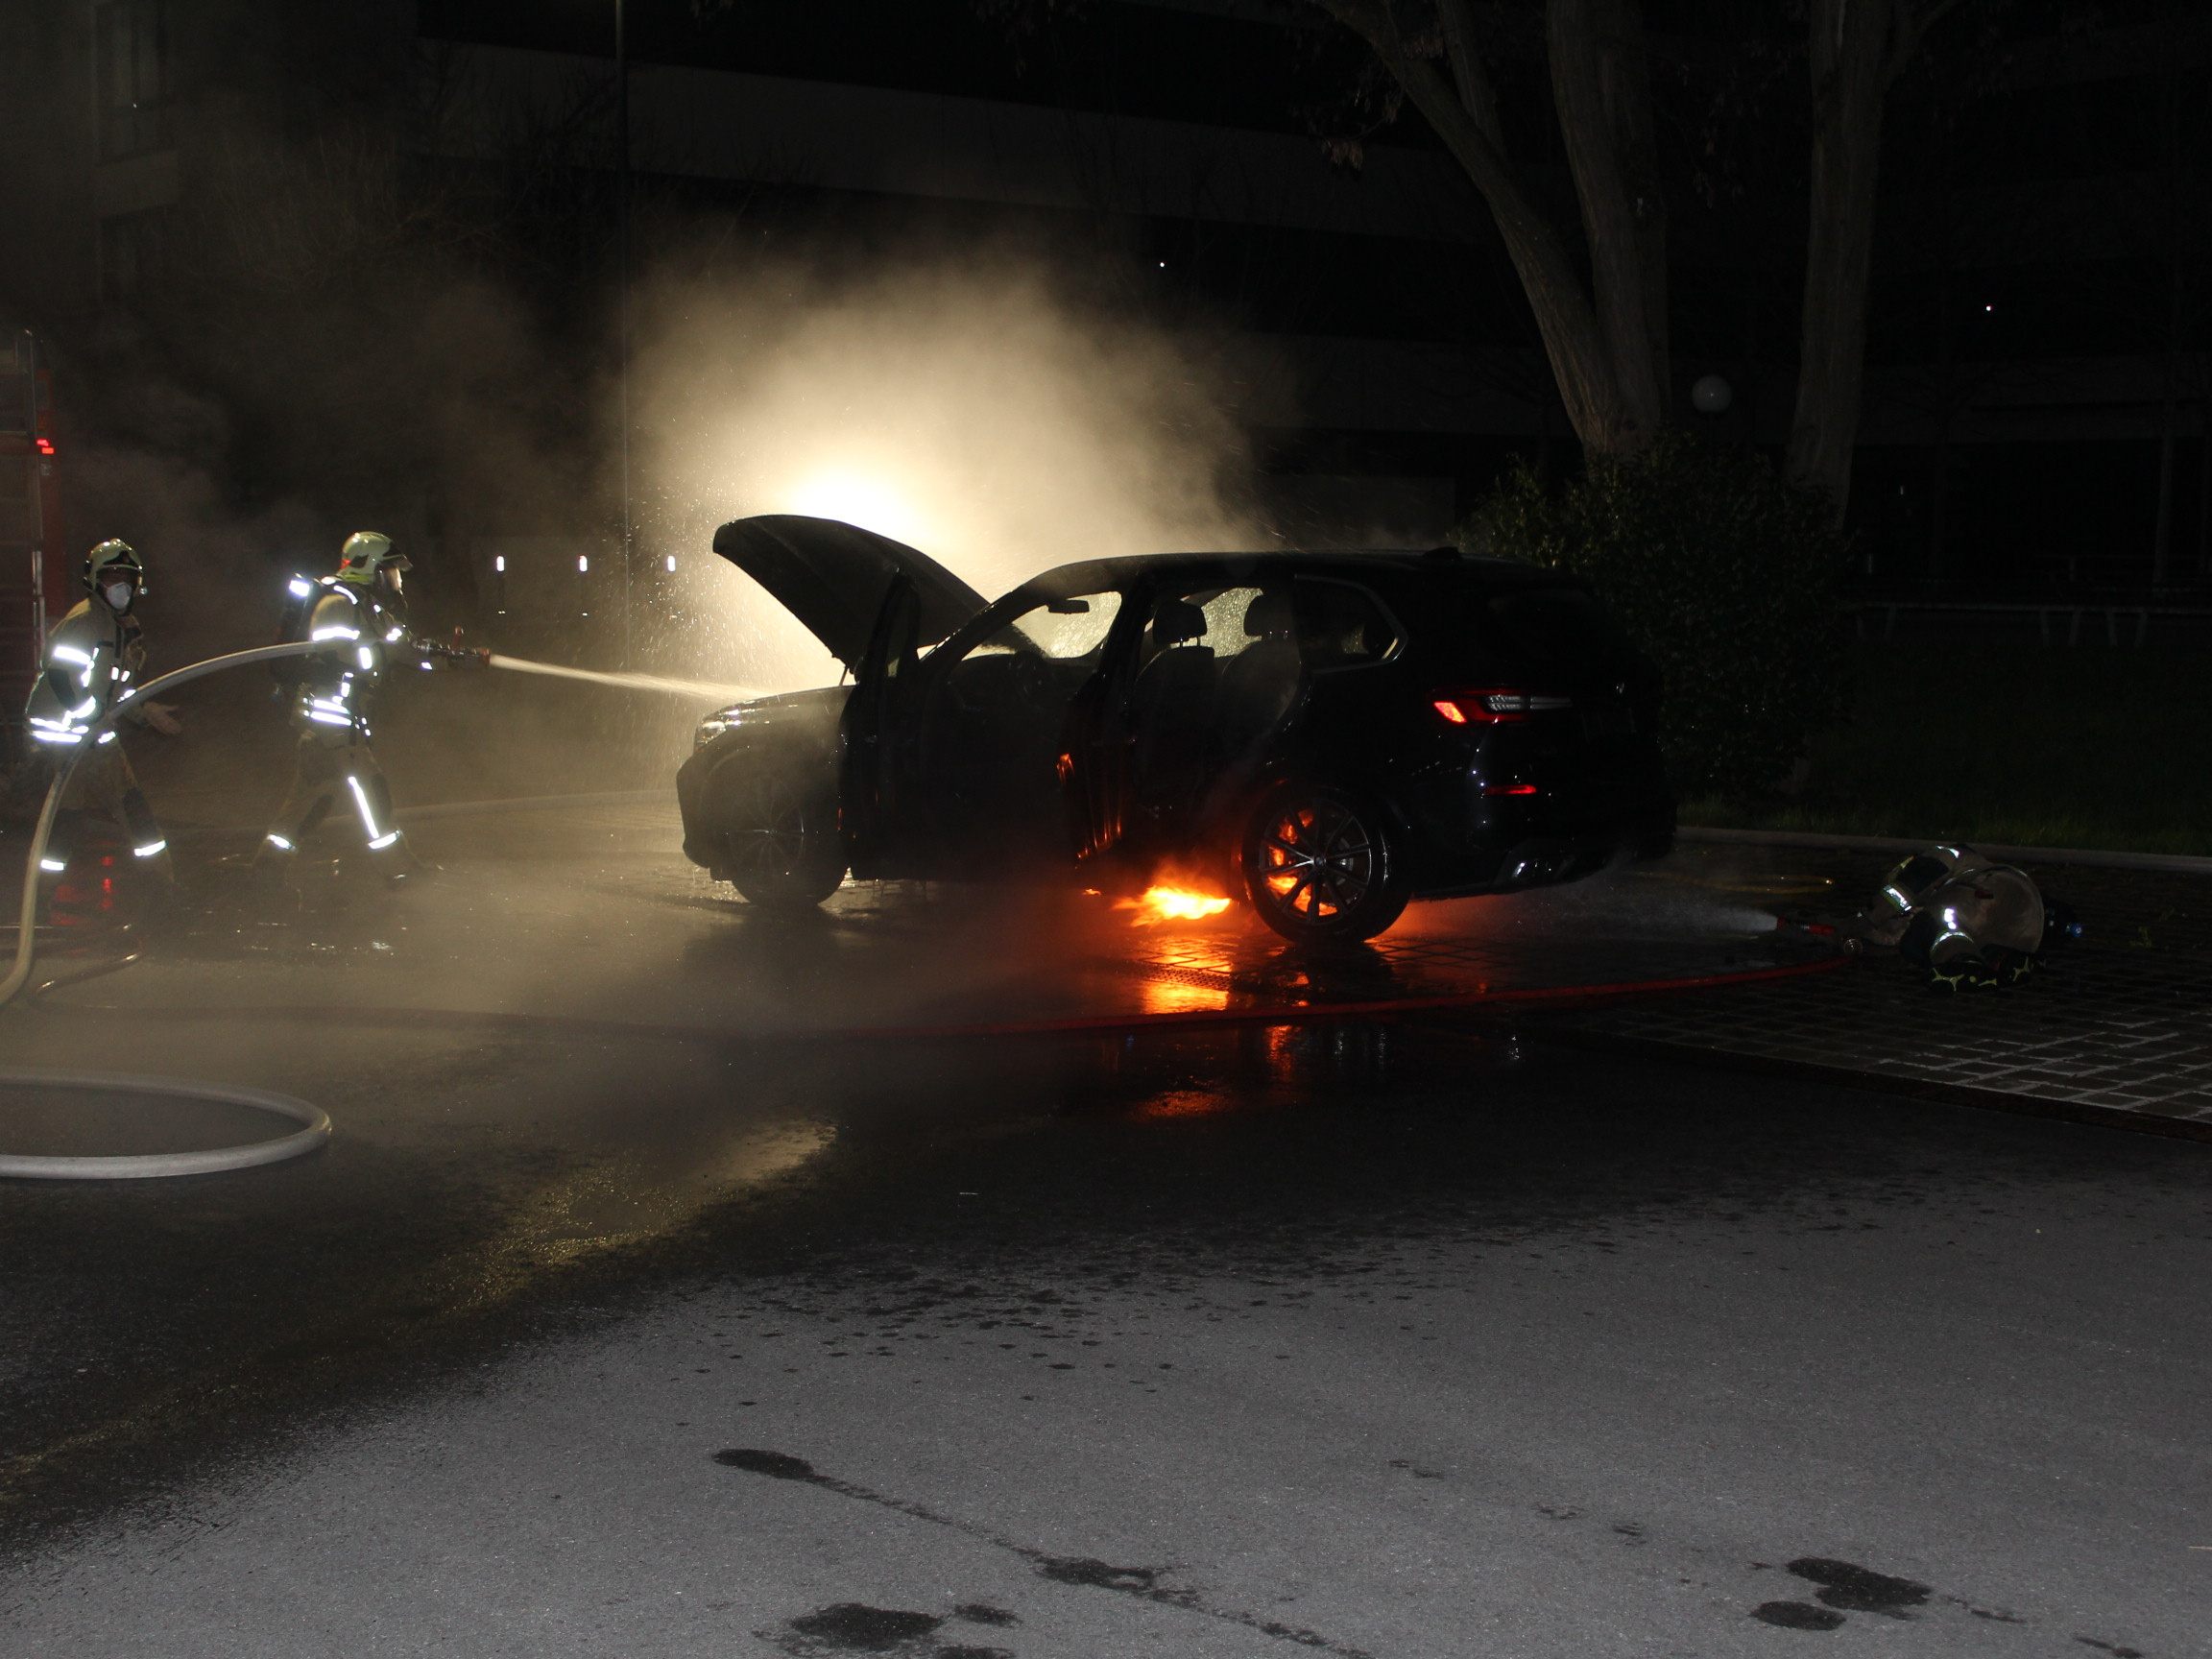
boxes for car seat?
[1127,597,1218,813]
[1216,588,1303,759]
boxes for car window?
[1292,580,1400,669]
[968,591,1123,661]
[1140,585,1283,665]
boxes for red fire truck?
[0,329,70,752]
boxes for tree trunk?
[1790,0,1893,519]
[1317,0,1666,459]
[1546,0,1670,448]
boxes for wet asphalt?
[0,801,2206,1658]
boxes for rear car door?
[1107,578,1300,852]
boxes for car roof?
[1012,549,1571,603]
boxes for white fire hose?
[0,639,335,1179]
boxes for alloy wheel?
[722,771,844,908]
[1255,796,1376,924]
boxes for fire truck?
[0,329,70,753]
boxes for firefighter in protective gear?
[1850,844,2076,992]
[22,540,174,881]
[254,531,484,879]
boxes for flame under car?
[676,516,1674,944]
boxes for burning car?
[677,515,1673,943]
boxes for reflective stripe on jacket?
[23,601,141,748]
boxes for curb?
[1678,825,2212,878]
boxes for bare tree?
[1314,0,1669,460]
[1315,0,1978,517]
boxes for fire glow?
[1118,885,1234,926]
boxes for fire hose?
[0,640,335,1180]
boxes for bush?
[1463,432,1849,802]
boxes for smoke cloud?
[629,252,1271,690]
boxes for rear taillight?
[1431,687,1574,726]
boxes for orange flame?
[1118,885,1234,926]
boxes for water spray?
[485,654,752,705]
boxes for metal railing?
[1845,595,2212,645]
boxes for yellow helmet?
[337,530,410,583]
[84,537,144,595]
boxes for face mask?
[103,582,135,613]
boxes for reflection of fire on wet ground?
[1087,1022,1524,1120]
[1108,888,1837,1018]
[1127,936,1410,1015]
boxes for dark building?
[2,0,2207,592]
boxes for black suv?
[677,515,1673,943]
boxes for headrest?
[1241,588,1294,639]
[1152,598,1208,647]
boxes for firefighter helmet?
[84,538,144,597]
[337,531,411,588]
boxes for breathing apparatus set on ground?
[1846,844,2083,993]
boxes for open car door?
[711,515,985,672]
[838,573,923,876]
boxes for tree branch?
[1310,2,1652,451]
[1310,2,1522,226]
[1434,0,1504,152]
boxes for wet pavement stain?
[712,1446,1373,1656]
[953,1602,1018,1626]
[2075,1639,2146,1657]
[713,1447,816,1480]
[1034,1555,1165,1593]
[1787,1555,1932,1617]
[781,1602,943,1652]
[1386,1458,1444,1480]
[1752,1600,1847,1631]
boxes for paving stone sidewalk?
[1550,841,2212,1136]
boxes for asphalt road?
[0,805,2205,1658]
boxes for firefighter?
[253,530,484,883]
[1850,844,2079,992]
[22,539,177,883]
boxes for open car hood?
[711,515,988,670]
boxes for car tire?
[1239,782,1409,945]
[714,763,846,911]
